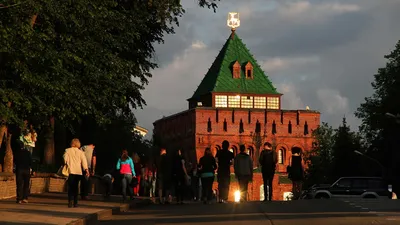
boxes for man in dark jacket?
[14,146,33,204]
[157,148,171,204]
[234,145,253,202]
[259,142,277,201]
[216,140,234,203]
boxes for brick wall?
[195,108,320,163]
[212,173,293,201]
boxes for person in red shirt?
[132,153,142,196]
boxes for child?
[102,171,115,199]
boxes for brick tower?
[153,13,320,200]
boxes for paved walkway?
[100,199,400,225]
[0,193,151,225]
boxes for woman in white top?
[63,138,89,208]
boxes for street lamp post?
[354,150,385,177]
[385,113,400,124]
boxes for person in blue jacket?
[116,149,136,202]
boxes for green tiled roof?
[190,32,280,100]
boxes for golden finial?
[227,12,240,39]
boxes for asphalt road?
[100,199,400,225]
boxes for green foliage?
[303,122,335,187]
[1,0,186,128]
[0,0,221,169]
[356,40,400,165]
[304,119,375,187]
[331,118,363,178]
[198,0,220,11]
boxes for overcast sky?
[134,0,400,137]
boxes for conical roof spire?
[188,12,280,101]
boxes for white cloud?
[317,89,349,114]
[276,83,306,110]
[278,1,360,22]
[191,40,206,49]
[261,56,320,72]
[142,40,217,111]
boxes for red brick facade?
[153,107,320,200]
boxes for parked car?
[302,177,392,199]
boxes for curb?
[66,199,153,225]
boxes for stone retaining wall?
[0,173,67,199]
[0,173,110,200]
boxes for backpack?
[261,150,276,170]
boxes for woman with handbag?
[116,149,136,202]
[63,138,89,208]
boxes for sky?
[133,0,400,137]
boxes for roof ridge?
[211,35,232,92]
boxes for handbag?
[57,164,69,177]
[130,177,139,187]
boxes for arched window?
[245,62,253,79]
[239,119,244,133]
[223,119,228,132]
[232,61,241,79]
[278,149,284,164]
[231,145,238,156]
[247,146,254,157]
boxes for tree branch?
[0,1,28,9]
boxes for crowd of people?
[14,134,304,207]
[156,140,305,204]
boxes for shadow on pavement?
[2,208,87,218]
[0,200,117,210]
[104,200,391,224]
[0,222,54,225]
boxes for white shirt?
[63,147,88,175]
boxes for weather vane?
[227,12,240,30]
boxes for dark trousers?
[16,169,30,201]
[173,175,185,202]
[191,177,200,200]
[80,175,90,197]
[102,177,113,197]
[218,174,230,201]
[68,174,82,204]
[262,171,274,201]
[238,175,251,201]
[201,177,214,201]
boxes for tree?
[1,0,222,169]
[1,0,185,166]
[251,130,266,167]
[331,118,362,178]
[355,40,400,180]
[303,123,335,187]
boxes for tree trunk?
[0,102,11,148]
[44,117,55,165]
[3,133,13,172]
[0,124,6,149]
